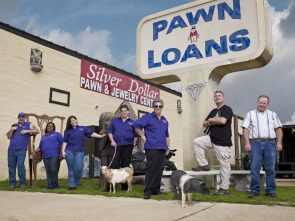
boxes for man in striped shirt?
[242,95,283,198]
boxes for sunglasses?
[153,105,163,108]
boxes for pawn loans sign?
[136,0,273,82]
[137,0,273,170]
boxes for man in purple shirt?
[133,99,170,199]
[7,112,39,188]
[106,104,139,191]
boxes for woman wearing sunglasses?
[133,99,170,199]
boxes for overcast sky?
[0,0,294,124]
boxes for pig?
[170,170,210,208]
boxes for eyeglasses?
[153,105,163,108]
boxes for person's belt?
[250,138,275,141]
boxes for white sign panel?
[137,0,272,78]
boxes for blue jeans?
[65,149,84,187]
[8,149,27,187]
[249,140,276,194]
[43,157,59,189]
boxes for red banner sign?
[80,60,160,107]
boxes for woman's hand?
[61,151,67,159]
[111,141,117,147]
[165,148,170,156]
[92,133,105,139]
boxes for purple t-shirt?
[107,117,139,146]
[133,112,169,150]
[38,131,63,158]
[8,122,31,150]
[63,125,94,151]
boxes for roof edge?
[0,21,182,97]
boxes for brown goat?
[100,165,134,193]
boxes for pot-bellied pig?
[171,170,210,208]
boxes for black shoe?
[266,192,279,198]
[143,192,151,199]
[68,187,76,191]
[153,192,167,196]
[248,191,259,198]
[214,188,229,196]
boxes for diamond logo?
[186,83,205,101]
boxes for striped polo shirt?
[241,109,282,139]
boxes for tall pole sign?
[137,0,273,170]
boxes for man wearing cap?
[242,95,283,198]
[7,112,39,188]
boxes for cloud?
[2,6,137,73]
[279,2,295,38]
[37,26,115,65]
[118,53,137,74]
[163,82,182,93]
[284,112,295,125]
[7,12,116,65]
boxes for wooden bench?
[162,170,265,192]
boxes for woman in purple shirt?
[34,122,62,190]
[61,116,105,190]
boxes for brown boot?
[214,188,229,196]
[192,165,210,171]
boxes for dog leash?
[108,147,117,168]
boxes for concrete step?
[276,178,295,186]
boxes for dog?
[171,170,210,208]
[100,165,134,193]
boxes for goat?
[100,165,134,193]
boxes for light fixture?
[177,99,182,113]
[30,48,43,71]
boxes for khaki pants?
[193,135,231,190]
